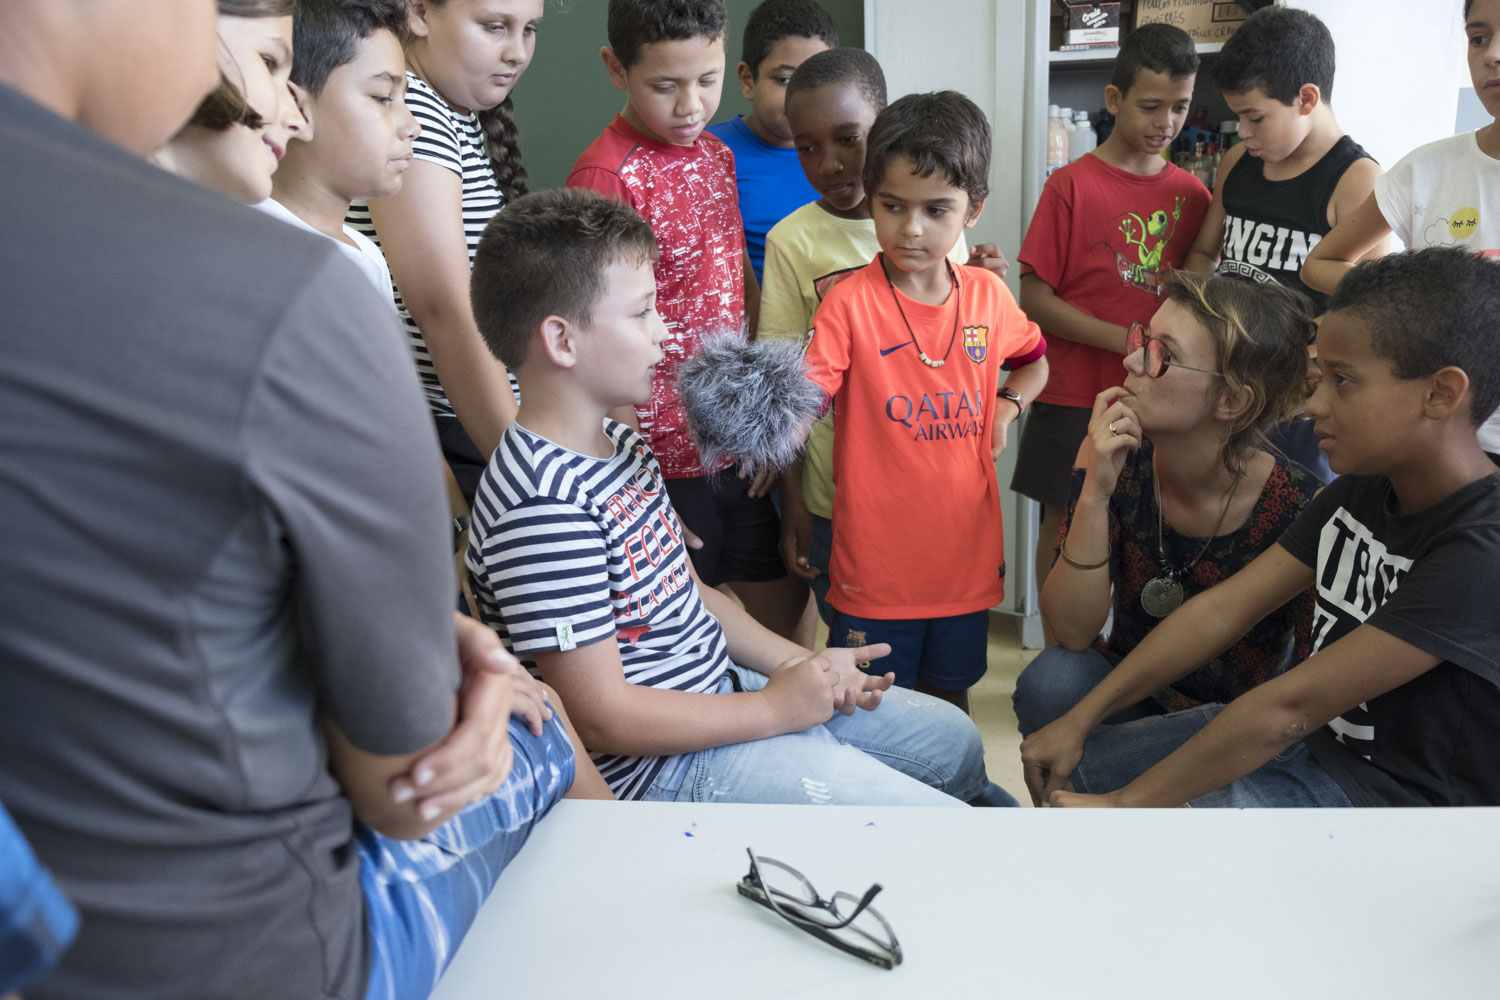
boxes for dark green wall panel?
[512,0,864,190]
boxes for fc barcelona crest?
[963,325,989,363]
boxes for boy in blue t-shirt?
[1023,247,1500,809]
[706,0,837,281]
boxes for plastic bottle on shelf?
[1046,105,1068,176]
[1060,108,1076,135]
[1069,110,1095,162]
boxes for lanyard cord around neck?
[1141,461,1241,618]
[879,254,961,369]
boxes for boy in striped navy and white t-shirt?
[465,188,1013,805]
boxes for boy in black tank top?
[1184,8,1384,479]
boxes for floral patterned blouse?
[1058,440,1317,711]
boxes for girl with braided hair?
[350,0,543,502]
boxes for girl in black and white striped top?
[349,0,543,501]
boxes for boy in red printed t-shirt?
[1008,24,1209,620]
[804,91,1049,714]
[569,0,811,643]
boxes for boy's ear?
[1296,83,1322,116]
[1424,366,1473,422]
[964,198,986,229]
[408,0,432,38]
[737,61,756,100]
[601,48,629,92]
[1104,84,1124,116]
[288,81,315,133]
[538,315,579,368]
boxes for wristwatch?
[996,386,1024,418]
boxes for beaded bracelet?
[1059,540,1110,571]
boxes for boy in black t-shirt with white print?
[1022,246,1500,807]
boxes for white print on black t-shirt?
[1221,214,1321,282]
[1312,506,1415,758]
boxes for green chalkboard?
[511,0,864,190]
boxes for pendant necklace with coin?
[1141,462,1241,618]
[880,254,961,369]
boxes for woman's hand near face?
[1081,386,1141,500]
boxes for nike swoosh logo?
[878,343,911,356]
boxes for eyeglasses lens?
[755,857,820,909]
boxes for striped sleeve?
[406,78,463,176]
[473,496,616,655]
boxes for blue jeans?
[360,714,574,1000]
[1012,645,1163,737]
[1073,705,1353,807]
[640,664,991,805]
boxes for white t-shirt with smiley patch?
[1373,130,1500,452]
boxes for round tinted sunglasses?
[1126,323,1223,379]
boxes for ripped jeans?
[360,714,574,1000]
[639,664,986,806]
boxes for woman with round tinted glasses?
[1013,271,1322,754]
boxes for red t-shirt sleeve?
[566,166,632,204]
[803,289,853,398]
[1017,172,1074,290]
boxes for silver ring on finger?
[1109,420,1119,436]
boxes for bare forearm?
[1183,248,1218,273]
[743,251,761,340]
[699,583,808,672]
[1020,277,1125,353]
[1301,195,1391,296]
[566,684,783,756]
[418,308,517,459]
[1040,492,1112,649]
[1114,686,1319,806]
[1001,357,1049,408]
[1299,257,1354,298]
[1058,585,1252,735]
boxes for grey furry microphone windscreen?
[677,336,828,476]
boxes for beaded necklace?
[879,254,961,369]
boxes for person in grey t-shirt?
[0,3,602,998]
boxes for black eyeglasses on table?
[736,847,903,970]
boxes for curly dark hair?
[784,46,885,114]
[1212,7,1336,104]
[1328,247,1500,430]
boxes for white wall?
[1288,0,1470,168]
[866,0,1030,277]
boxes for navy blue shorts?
[827,610,990,691]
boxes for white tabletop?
[431,801,1500,999]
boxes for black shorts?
[1008,401,1093,510]
[435,415,486,507]
[665,472,787,588]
